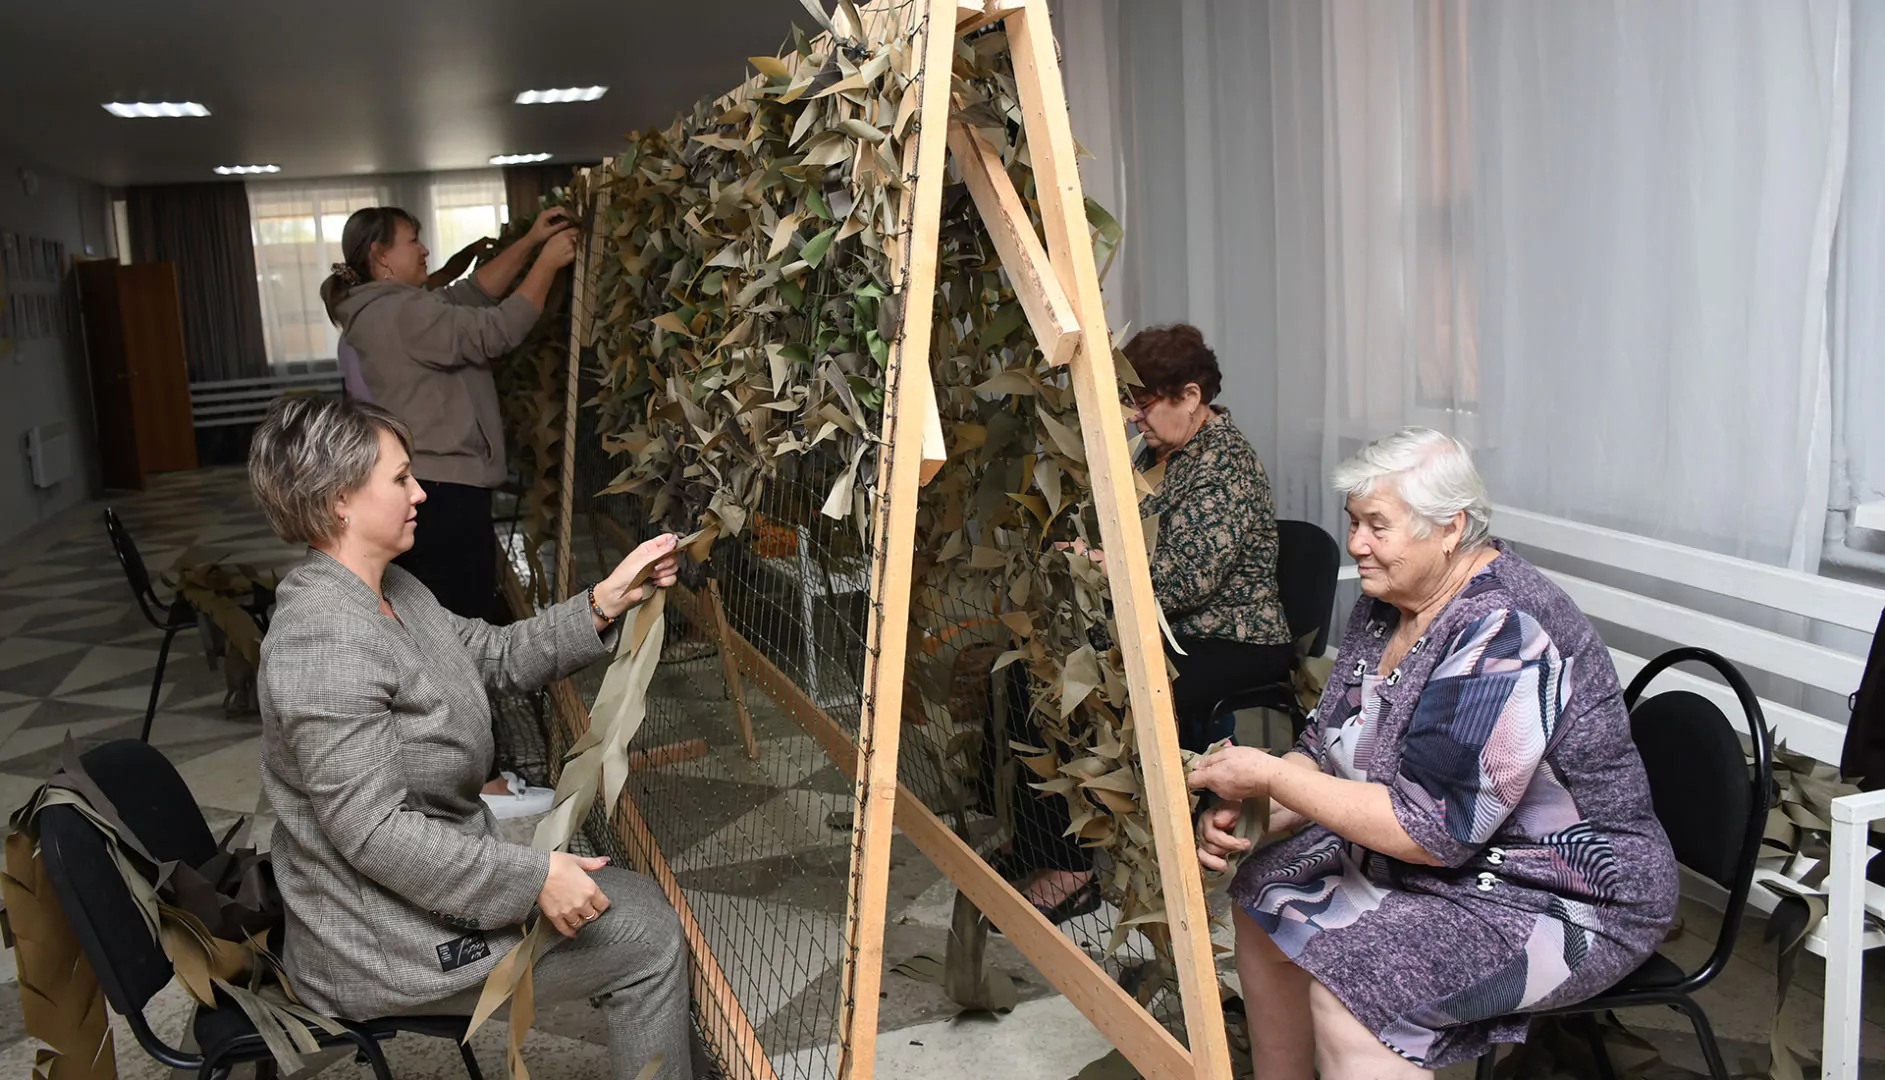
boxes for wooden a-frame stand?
[837,2,1229,1077]
[537,2,1231,1078]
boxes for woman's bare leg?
[1308,979,1431,1080]
[1233,906,1316,1080]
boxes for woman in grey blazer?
[249,394,694,1080]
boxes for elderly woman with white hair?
[1187,428,1677,1077]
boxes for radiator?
[26,420,71,488]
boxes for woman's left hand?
[1186,745,1282,802]
[1052,539,1105,567]
[527,206,573,244]
[594,534,681,621]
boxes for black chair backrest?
[1275,520,1341,657]
[1629,690,1752,889]
[38,740,218,1017]
[1623,647,1773,988]
[104,508,157,606]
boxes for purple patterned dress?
[1228,543,1677,1068]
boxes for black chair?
[1204,519,1342,746]
[37,739,482,1080]
[1475,646,1775,1080]
[104,508,268,741]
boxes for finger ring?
[583,912,597,922]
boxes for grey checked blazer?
[259,551,612,1017]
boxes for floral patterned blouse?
[1138,408,1292,646]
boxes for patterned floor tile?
[174,736,266,814]
[49,645,165,696]
[0,715,142,776]
[0,563,88,588]
[0,636,87,674]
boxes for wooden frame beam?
[948,122,1084,368]
[833,3,958,1076]
[554,165,610,602]
[707,579,760,758]
[1006,4,1232,1076]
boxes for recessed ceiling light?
[213,164,280,175]
[104,101,209,118]
[515,87,607,105]
[490,153,553,165]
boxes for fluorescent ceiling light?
[214,164,280,175]
[490,153,553,165]
[515,86,607,104]
[104,101,209,118]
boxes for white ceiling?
[0,2,799,187]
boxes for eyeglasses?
[1119,388,1157,413]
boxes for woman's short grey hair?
[249,395,412,545]
[1331,427,1492,549]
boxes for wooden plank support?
[947,121,1084,368]
[918,361,948,486]
[834,2,957,1076]
[499,560,777,1080]
[677,587,1194,1080]
[1006,5,1232,1078]
[708,578,760,759]
[554,165,609,602]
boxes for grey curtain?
[125,181,269,382]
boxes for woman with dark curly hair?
[1007,323,1294,921]
[1121,323,1295,734]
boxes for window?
[428,173,510,282]
[246,170,510,365]
[248,180,384,365]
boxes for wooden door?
[118,264,197,473]
[76,259,142,490]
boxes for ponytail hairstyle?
[319,206,422,325]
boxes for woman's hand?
[1052,539,1105,567]
[538,852,611,938]
[1186,745,1282,803]
[527,207,573,245]
[594,534,681,624]
[1196,798,1250,873]
[539,229,579,270]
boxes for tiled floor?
[4,468,1885,1079]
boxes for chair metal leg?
[457,1039,485,1080]
[141,625,179,743]
[344,1032,396,1080]
[1673,995,1731,1080]
[1576,1014,1621,1080]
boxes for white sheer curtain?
[1058,0,1850,570]
[247,170,508,366]
[1829,0,1885,570]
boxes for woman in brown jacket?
[319,206,575,619]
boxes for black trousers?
[1169,636,1296,753]
[1003,636,1296,877]
[395,480,502,623]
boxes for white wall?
[0,149,111,544]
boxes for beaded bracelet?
[588,584,618,627]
